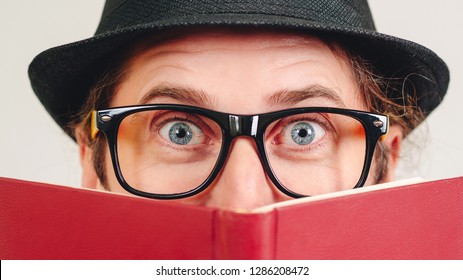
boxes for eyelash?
[154,115,200,130]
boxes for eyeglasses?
[92,104,388,199]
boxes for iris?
[290,122,315,145]
[168,122,193,145]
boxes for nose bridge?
[228,115,259,137]
[226,114,266,170]
[200,114,280,210]
[208,119,277,210]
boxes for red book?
[0,176,462,259]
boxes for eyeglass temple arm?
[90,111,99,140]
[378,115,389,142]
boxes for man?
[29,0,449,210]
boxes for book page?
[251,177,425,213]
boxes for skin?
[77,29,402,210]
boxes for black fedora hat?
[29,0,449,137]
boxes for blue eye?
[159,120,207,146]
[168,122,193,145]
[290,122,315,145]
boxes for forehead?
[112,28,362,111]
[128,28,346,66]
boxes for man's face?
[83,30,393,210]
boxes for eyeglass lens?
[116,109,366,196]
[265,112,366,195]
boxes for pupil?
[298,129,308,138]
[176,128,187,138]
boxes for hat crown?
[96,0,376,35]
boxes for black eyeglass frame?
[93,104,389,199]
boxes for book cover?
[0,176,462,259]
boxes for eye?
[283,121,326,146]
[159,121,205,145]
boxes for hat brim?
[28,14,449,137]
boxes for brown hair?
[72,55,132,188]
[71,30,425,188]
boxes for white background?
[1,0,462,187]
[2,260,463,280]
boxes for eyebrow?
[140,86,213,107]
[268,85,347,108]
[140,84,346,109]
